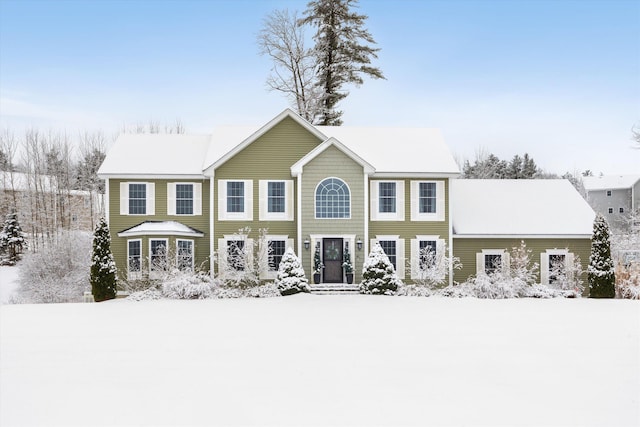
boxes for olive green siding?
[369,178,450,283]
[108,178,211,280]
[301,145,366,282]
[213,116,323,272]
[453,237,591,286]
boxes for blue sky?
[1,0,638,174]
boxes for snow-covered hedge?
[162,270,216,299]
[615,262,640,299]
[213,282,281,299]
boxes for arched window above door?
[315,178,350,219]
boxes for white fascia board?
[205,109,327,175]
[291,137,375,176]
[118,230,205,238]
[98,174,205,180]
[372,172,461,179]
[452,234,592,239]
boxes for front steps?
[309,283,359,295]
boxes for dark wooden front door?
[323,238,344,283]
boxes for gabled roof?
[451,179,595,237]
[97,134,212,178]
[291,137,375,176]
[583,175,640,191]
[203,109,325,174]
[117,221,204,237]
[98,109,461,178]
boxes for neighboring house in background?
[97,109,594,289]
[583,175,640,230]
[0,171,103,232]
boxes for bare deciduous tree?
[258,9,321,123]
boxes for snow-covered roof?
[451,179,595,237]
[117,221,204,237]
[0,172,55,192]
[99,109,460,178]
[583,175,640,191]
[317,126,460,176]
[98,134,212,177]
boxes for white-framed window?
[371,235,405,278]
[176,239,194,272]
[608,207,614,214]
[120,182,155,215]
[315,177,350,219]
[259,180,294,221]
[476,249,508,276]
[606,190,612,196]
[410,180,445,221]
[217,235,254,277]
[620,207,624,214]
[218,180,253,220]
[167,182,202,216]
[409,235,445,280]
[149,238,168,279]
[540,249,572,286]
[127,239,142,280]
[370,180,404,221]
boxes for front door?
[323,238,344,283]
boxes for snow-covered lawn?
[1,296,638,427]
[0,265,20,304]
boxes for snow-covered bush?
[0,212,26,265]
[162,270,216,299]
[360,243,401,295]
[17,231,92,303]
[127,288,163,301]
[548,253,585,295]
[213,282,281,298]
[615,262,640,299]
[216,227,271,289]
[588,214,616,298]
[90,217,117,302]
[396,284,434,297]
[403,242,461,295]
[275,247,309,296]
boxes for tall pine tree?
[90,217,117,302]
[588,214,616,298]
[301,0,384,125]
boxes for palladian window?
[315,178,350,219]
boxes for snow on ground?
[0,265,20,304]
[1,296,638,427]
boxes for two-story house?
[97,109,594,289]
[583,175,640,230]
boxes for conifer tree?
[275,247,310,296]
[301,0,385,125]
[360,242,400,295]
[588,214,616,298]
[0,211,25,265]
[90,217,117,302]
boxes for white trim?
[104,179,110,225]
[410,180,445,221]
[370,180,405,221]
[372,172,460,179]
[99,174,205,180]
[260,235,294,280]
[309,234,356,282]
[218,179,253,221]
[297,174,302,256]
[372,235,405,279]
[176,238,195,272]
[259,180,294,221]
[168,182,201,216]
[217,234,253,279]
[118,229,203,238]
[209,175,214,278]
[453,234,592,239]
[291,137,375,176]
[120,182,154,216]
[447,178,453,286]
[126,238,142,280]
[314,177,352,220]
[363,174,369,256]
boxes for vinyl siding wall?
[300,145,366,282]
[213,116,323,273]
[453,237,591,292]
[369,178,450,283]
[108,178,211,279]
